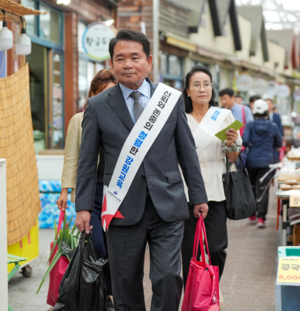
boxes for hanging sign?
[236,74,252,92]
[277,84,291,99]
[252,78,267,95]
[82,22,117,61]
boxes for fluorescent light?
[57,0,70,5]
[0,20,13,50]
[104,19,114,26]
[16,28,31,55]
[282,0,300,11]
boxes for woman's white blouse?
[183,111,242,202]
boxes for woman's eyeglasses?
[191,83,213,90]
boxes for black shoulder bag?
[223,154,256,220]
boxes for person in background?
[273,106,279,114]
[56,69,117,310]
[263,94,283,163]
[249,95,261,111]
[181,66,242,310]
[219,88,253,136]
[243,100,282,228]
[263,94,283,135]
[235,94,243,105]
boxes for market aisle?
[145,183,279,311]
[220,188,278,311]
[8,185,278,310]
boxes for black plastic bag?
[53,233,108,311]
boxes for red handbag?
[182,216,220,311]
[47,211,69,306]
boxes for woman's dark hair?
[109,29,151,60]
[84,69,117,110]
[183,65,218,113]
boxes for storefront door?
[28,43,48,154]
[27,44,64,153]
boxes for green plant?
[37,214,80,294]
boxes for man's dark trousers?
[107,196,184,311]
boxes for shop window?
[78,21,86,54]
[161,53,183,90]
[51,52,63,149]
[169,55,182,77]
[160,53,167,75]
[40,5,62,43]
[22,0,63,45]
[78,58,104,110]
[22,0,37,36]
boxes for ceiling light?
[104,19,114,26]
[16,28,31,55]
[0,11,13,50]
[57,0,71,5]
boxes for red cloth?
[240,105,246,152]
[182,217,220,311]
[47,211,69,306]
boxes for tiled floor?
[9,185,278,311]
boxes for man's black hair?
[219,88,234,97]
[235,94,243,98]
[249,95,261,103]
[109,29,151,61]
[183,65,218,113]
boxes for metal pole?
[0,159,8,310]
[153,0,159,83]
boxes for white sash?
[193,107,229,156]
[101,83,181,231]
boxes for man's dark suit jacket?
[75,78,207,226]
[272,113,283,136]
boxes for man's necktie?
[129,91,143,122]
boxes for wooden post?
[0,159,8,310]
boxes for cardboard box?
[293,224,300,246]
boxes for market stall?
[274,149,300,309]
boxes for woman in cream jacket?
[56,69,117,304]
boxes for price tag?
[290,195,300,207]
[277,257,300,286]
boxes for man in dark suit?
[263,95,283,163]
[75,30,208,311]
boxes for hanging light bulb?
[16,19,31,55]
[0,10,13,50]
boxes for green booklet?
[215,120,245,141]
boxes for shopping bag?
[47,211,69,306]
[182,216,220,311]
[223,155,256,220]
[53,232,108,311]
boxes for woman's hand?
[56,188,69,211]
[225,128,239,147]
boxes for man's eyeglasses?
[191,83,213,90]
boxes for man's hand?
[56,189,68,211]
[193,203,209,219]
[75,211,93,234]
